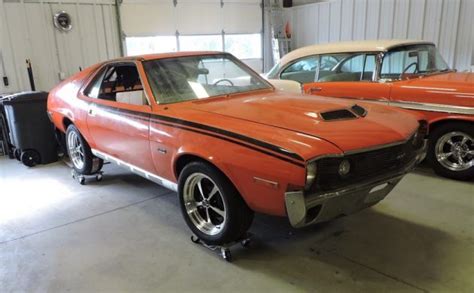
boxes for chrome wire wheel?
[67,131,85,170]
[435,131,474,172]
[183,173,227,236]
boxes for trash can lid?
[1,91,49,105]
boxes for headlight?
[305,162,317,190]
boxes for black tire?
[428,122,474,180]
[178,161,254,245]
[65,125,103,175]
[21,149,41,167]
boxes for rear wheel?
[178,161,254,245]
[66,125,103,175]
[428,122,474,180]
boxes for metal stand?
[190,233,252,262]
[71,169,103,185]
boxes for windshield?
[381,44,450,80]
[143,54,272,104]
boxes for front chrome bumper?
[285,141,427,228]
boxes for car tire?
[428,122,474,180]
[178,161,254,245]
[66,125,103,175]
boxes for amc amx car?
[48,52,426,245]
[267,40,474,180]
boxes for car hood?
[181,91,420,156]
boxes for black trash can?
[0,94,14,159]
[2,91,58,167]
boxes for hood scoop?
[320,104,367,121]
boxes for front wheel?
[178,161,254,245]
[66,125,103,175]
[428,122,474,180]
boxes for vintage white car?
[267,40,474,180]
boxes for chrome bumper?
[285,142,426,228]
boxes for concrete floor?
[0,156,472,292]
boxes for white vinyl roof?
[279,39,434,67]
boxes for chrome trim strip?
[336,96,474,115]
[253,176,279,189]
[388,100,474,115]
[91,149,178,192]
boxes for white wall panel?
[177,2,222,34]
[392,0,409,38]
[378,0,395,39]
[224,3,262,33]
[340,0,353,41]
[0,0,120,94]
[286,0,474,71]
[121,3,175,36]
[317,3,330,43]
[365,0,380,39]
[329,0,341,42]
[353,0,366,40]
[422,0,442,43]
[406,0,425,39]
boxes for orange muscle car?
[48,52,426,245]
[267,40,474,180]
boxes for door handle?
[88,108,95,117]
[308,87,322,94]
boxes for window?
[125,34,263,61]
[85,63,148,106]
[280,56,318,83]
[180,35,223,52]
[143,54,271,104]
[318,53,375,82]
[381,44,450,80]
[225,34,262,59]
[125,36,177,56]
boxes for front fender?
[171,142,305,217]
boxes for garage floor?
[0,156,473,292]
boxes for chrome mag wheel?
[435,131,474,172]
[183,173,227,236]
[67,131,85,170]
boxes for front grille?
[314,140,418,192]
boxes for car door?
[79,62,156,173]
[283,53,392,105]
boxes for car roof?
[279,39,434,67]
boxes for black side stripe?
[92,103,305,167]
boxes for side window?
[280,56,319,84]
[85,67,107,99]
[86,63,148,106]
[340,54,364,73]
[318,53,375,82]
[381,51,418,79]
[362,55,376,81]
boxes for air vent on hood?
[351,104,367,117]
[320,109,357,121]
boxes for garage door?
[120,0,263,72]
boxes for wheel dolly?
[71,169,103,185]
[190,233,253,262]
